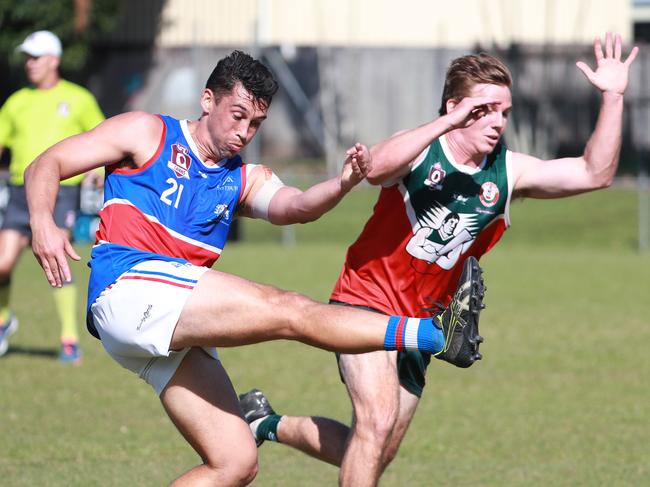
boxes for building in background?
[1,0,644,172]
[115,0,637,173]
[0,0,646,246]
[156,0,631,48]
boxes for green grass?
[0,187,649,486]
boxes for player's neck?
[445,131,484,168]
[186,118,220,166]
[35,73,60,90]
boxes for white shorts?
[90,259,218,395]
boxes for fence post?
[640,162,649,254]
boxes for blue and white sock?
[383,316,444,353]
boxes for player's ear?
[200,88,214,115]
[446,98,459,113]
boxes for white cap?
[17,30,62,57]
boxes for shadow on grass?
[4,345,58,359]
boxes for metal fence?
[2,41,648,250]
[98,42,650,176]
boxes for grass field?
[1,187,649,486]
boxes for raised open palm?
[576,32,638,95]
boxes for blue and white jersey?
[87,115,246,313]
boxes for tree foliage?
[0,0,121,74]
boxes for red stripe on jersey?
[119,275,194,289]
[395,316,406,351]
[238,164,247,205]
[107,115,167,175]
[331,186,507,317]
[97,203,220,266]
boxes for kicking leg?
[173,269,393,352]
[160,347,259,486]
[172,260,485,361]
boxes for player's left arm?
[239,143,371,225]
[513,33,638,199]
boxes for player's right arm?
[25,111,163,287]
[367,96,502,185]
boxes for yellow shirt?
[0,79,104,185]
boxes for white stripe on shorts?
[91,259,216,395]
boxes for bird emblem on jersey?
[406,202,479,270]
[168,143,192,179]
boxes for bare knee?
[229,453,258,486]
[352,402,399,448]
[264,288,318,338]
[219,459,258,487]
[223,442,258,485]
[0,233,27,277]
[0,261,14,280]
[353,410,402,471]
[0,258,20,279]
[203,448,258,486]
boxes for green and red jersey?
[331,134,514,317]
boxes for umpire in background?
[0,30,104,362]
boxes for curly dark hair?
[205,50,278,108]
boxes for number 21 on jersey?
[160,178,185,208]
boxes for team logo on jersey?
[423,163,446,190]
[213,203,230,222]
[406,202,479,271]
[218,175,239,192]
[168,144,192,179]
[57,102,70,117]
[479,181,500,207]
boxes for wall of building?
[86,0,642,170]
[157,0,631,49]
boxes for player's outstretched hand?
[31,220,81,288]
[576,32,638,96]
[341,142,371,191]
[445,96,503,130]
